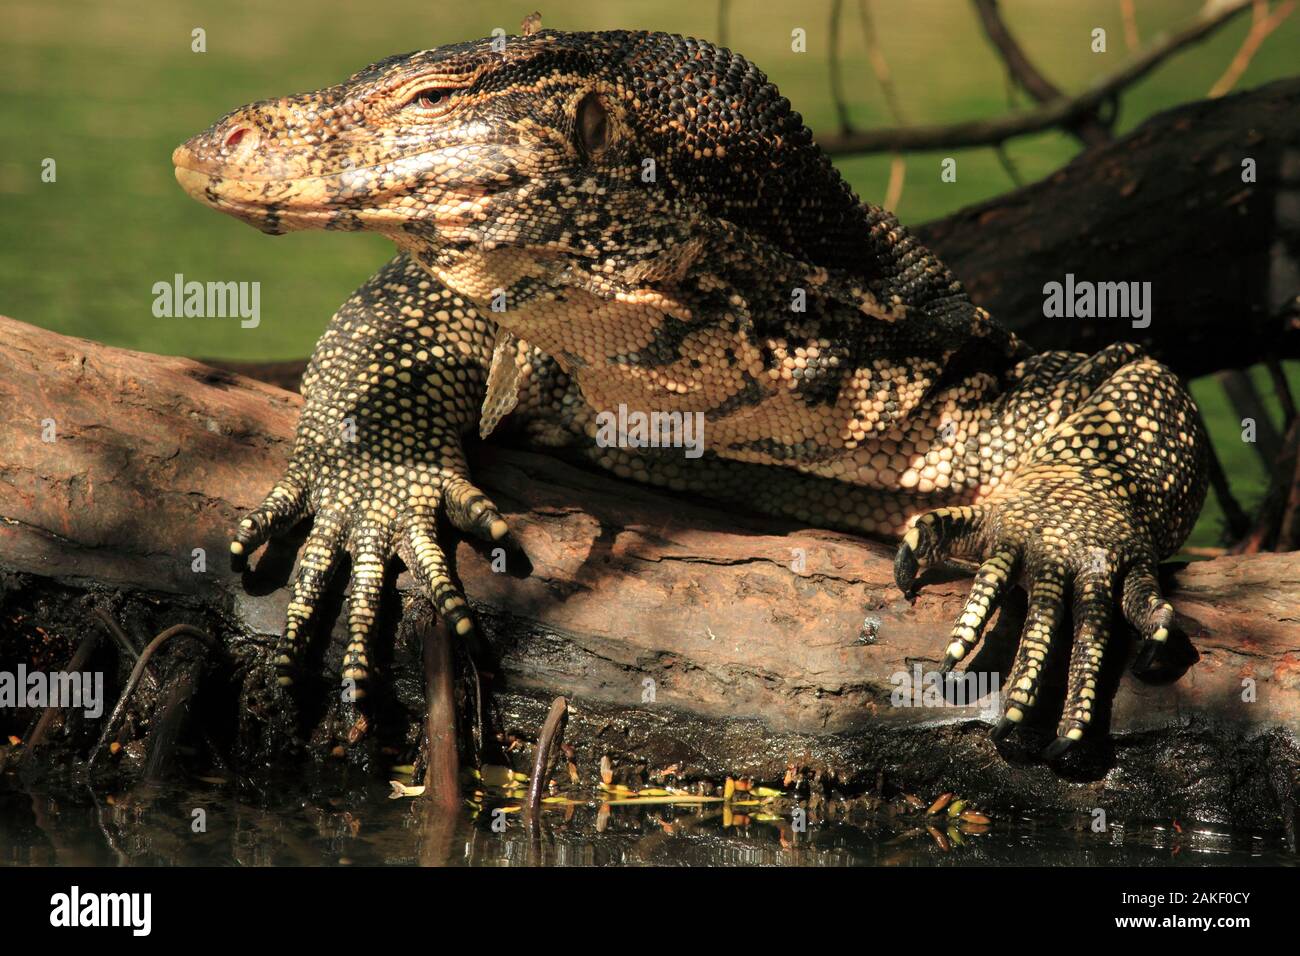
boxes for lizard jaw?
[172,143,519,237]
[172,165,330,234]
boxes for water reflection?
[1,778,1293,867]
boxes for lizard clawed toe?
[904,489,1184,756]
[894,505,988,598]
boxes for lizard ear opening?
[575,92,610,158]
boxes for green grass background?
[2,0,1297,547]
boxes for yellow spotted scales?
[173,29,1208,758]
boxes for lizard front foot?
[894,487,1179,759]
[232,434,513,702]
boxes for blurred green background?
[2,0,1297,547]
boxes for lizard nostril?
[223,125,255,150]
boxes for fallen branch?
[1,315,1297,829]
[819,0,1253,154]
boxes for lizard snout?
[172,117,262,177]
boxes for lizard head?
[174,30,873,287]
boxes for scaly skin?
[174,29,1208,757]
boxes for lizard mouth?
[173,145,515,235]
[173,163,368,233]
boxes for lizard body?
[174,29,1208,756]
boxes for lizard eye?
[405,88,453,113]
[576,92,609,157]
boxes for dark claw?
[893,542,919,595]
[1042,735,1074,760]
[941,652,960,674]
[1132,638,1162,676]
[494,528,529,562]
[990,716,1016,742]
[230,548,248,573]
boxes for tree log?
[913,77,1300,376]
[1,315,1297,830]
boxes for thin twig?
[1204,423,1252,542]
[993,144,1023,186]
[420,616,460,806]
[1267,358,1298,424]
[142,670,199,781]
[525,696,568,817]
[1218,368,1283,465]
[972,0,1112,147]
[856,0,908,210]
[91,607,158,694]
[93,607,141,662]
[1003,66,1019,110]
[1278,420,1300,550]
[1209,0,1295,98]
[883,155,907,211]
[87,624,218,769]
[24,628,102,751]
[820,0,1253,155]
[856,0,908,125]
[1182,545,1230,558]
[828,0,851,133]
[1121,0,1141,51]
[94,608,229,773]
[973,0,1064,102]
[1236,417,1300,551]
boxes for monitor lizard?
[173,28,1208,759]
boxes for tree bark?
[913,77,1300,376]
[1,315,1297,830]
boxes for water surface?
[1,779,1292,867]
